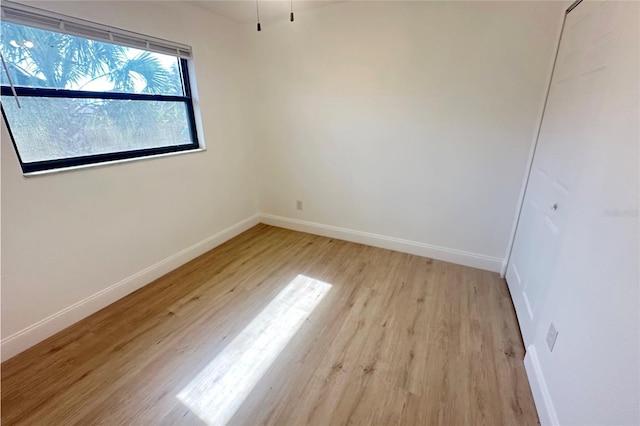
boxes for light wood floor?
[2,224,538,425]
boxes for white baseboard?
[2,213,503,361]
[259,213,503,273]
[1,214,260,362]
[500,259,509,278]
[524,345,560,426]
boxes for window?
[0,3,199,173]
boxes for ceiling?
[187,0,342,24]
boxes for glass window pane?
[0,21,183,96]
[2,96,194,163]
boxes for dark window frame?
[1,58,200,174]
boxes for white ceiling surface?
[187,0,342,24]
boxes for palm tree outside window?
[1,19,199,173]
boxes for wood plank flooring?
[1,224,539,425]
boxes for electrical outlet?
[546,323,558,352]
[296,200,303,210]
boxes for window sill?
[22,147,207,177]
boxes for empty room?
[1,0,638,425]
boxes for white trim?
[259,213,502,273]
[524,345,560,426]
[0,214,260,361]
[23,148,206,177]
[1,212,504,360]
[500,259,508,278]
[502,11,567,275]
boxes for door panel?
[506,0,618,346]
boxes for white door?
[506,0,624,346]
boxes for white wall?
[0,1,569,359]
[253,1,566,271]
[1,1,258,359]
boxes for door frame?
[501,0,584,278]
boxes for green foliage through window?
[1,20,198,172]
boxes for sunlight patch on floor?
[177,274,332,425]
